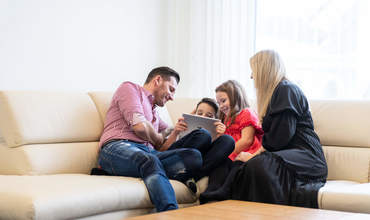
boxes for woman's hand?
[173,117,188,135]
[235,147,266,162]
[235,152,254,162]
[214,121,226,137]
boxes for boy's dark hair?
[196,97,219,115]
[144,66,180,84]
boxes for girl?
[216,80,263,161]
[200,80,264,203]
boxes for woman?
[232,50,328,208]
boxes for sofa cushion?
[165,98,200,124]
[318,180,370,213]
[0,174,197,220]
[323,146,370,183]
[0,142,98,175]
[88,91,114,122]
[0,131,4,143]
[310,100,370,148]
[0,91,103,147]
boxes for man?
[98,67,204,212]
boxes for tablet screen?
[181,113,220,140]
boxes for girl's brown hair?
[215,80,250,126]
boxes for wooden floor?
[125,200,370,220]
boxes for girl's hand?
[259,146,266,153]
[235,147,265,162]
[173,117,188,135]
[235,152,253,162]
[214,121,226,137]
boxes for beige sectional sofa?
[0,90,369,219]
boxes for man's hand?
[158,117,187,151]
[132,121,164,148]
[173,117,188,135]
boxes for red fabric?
[224,108,264,161]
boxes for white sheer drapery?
[255,0,370,99]
[166,0,370,100]
[166,0,256,99]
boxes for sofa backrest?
[0,91,103,147]
[0,91,103,175]
[309,100,370,183]
[0,132,4,143]
[165,98,201,123]
[309,100,370,148]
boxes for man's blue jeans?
[98,140,202,212]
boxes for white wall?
[0,0,168,92]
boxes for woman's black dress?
[231,80,328,208]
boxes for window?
[255,0,370,99]
[168,0,370,100]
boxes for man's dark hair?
[196,97,219,115]
[144,66,180,84]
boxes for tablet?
[181,113,220,140]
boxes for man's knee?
[133,151,165,176]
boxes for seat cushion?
[318,180,370,213]
[0,174,197,220]
[0,142,99,175]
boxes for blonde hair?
[250,50,287,121]
[215,80,250,126]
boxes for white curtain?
[255,0,370,99]
[166,0,257,99]
[166,0,370,100]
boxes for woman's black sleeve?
[262,110,297,151]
